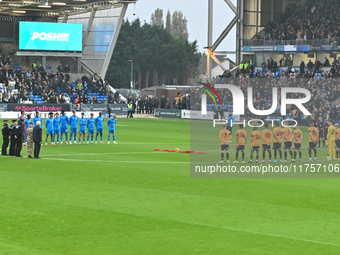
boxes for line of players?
[219,120,340,163]
[24,110,117,145]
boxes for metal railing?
[243,38,339,47]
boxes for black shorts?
[294,143,301,150]
[284,141,292,149]
[309,142,316,149]
[273,143,281,150]
[221,145,229,150]
[236,145,245,152]
[262,144,271,151]
[336,140,340,148]
[319,131,323,138]
[227,126,232,133]
[251,146,260,151]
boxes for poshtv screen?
[19,21,82,51]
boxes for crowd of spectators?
[263,0,340,44]
[0,55,115,105]
[192,71,340,125]
[222,57,340,80]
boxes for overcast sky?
[125,0,237,60]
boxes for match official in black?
[9,119,17,156]
[33,121,42,159]
[2,120,9,156]
[15,120,24,157]
[107,103,112,117]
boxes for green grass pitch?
[1,118,340,254]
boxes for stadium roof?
[0,0,137,17]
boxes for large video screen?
[19,21,82,51]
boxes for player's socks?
[314,149,317,158]
[221,153,224,161]
[66,133,68,142]
[235,152,239,161]
[108,135,110,142]
[284,151,287,160]
[91,136,93,142]
[100,135,103,142]
[242,153,245,161]
[96,136,98,142]
[226,153,229,161]
[289,151,293,158]
[83,139,85,143]
[294,151,297,160]
[113,136,116,142]
[45,139,47,143]
[79,138,81,143]
[70,134,73,141]
[87,136,89,142]
[279,150,282,160]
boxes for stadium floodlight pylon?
[206,0,241,82]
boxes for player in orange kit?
[261,123,273,163]
[248,127,261,163]
[293,124,303,162]
[233,124,247,163]
[307,122,318,161]
[219,125,232,163]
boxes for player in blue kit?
[33,111,43,129]
[107,115,117,144]
[86,113,95,144]
[60,110,69,145]
[45,112,55,145]
[24,115,32,145]
[78,112,87,144]
[69,110,79,144]
[95,112,104,144]
[53,113,61,145]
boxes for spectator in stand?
[324,57,330,67]
[315,59,321,73]
[64,64,70,73]
[300,60,305,74]
[114,89,119,100]
[261,61,266,73]
[160,95,166,108]
[81,74,89,85]
[307,60,314,72]
[76,80,83,93]
[57,63,63,73]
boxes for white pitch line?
[41,157,189,164]
[191,222,340,247]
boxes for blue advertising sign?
[242,45,284,52]
[19,21,82,51]
[297,45,309,51]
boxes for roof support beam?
[224,0,237,14]
[100,2,128,79]
[82,8,97,50]
[211,16,237,52]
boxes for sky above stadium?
[125,0,237,60]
